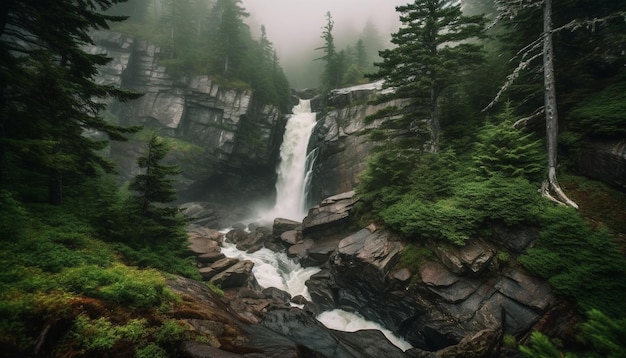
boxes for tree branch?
[513,107,544,128]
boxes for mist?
[241,0,409,89]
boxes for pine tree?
[128,132,183,241]
[0,0,141,204]
[370,0,487,152]
[208,0,250,77]
[315,12,341,93]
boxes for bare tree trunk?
[542,0,578,209]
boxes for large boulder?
[302,191,358,238]
[210,260,255,289]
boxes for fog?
[241,0,409,89]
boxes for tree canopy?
[369,0,487,152]
[0,0,141,204]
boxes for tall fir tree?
[208,0,250,77]
[128,132,184,241]
[370,0,486,152]
[315,12,342,94]
[0,0,141,204]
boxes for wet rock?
[302,191,358,238]
[236,231,270,253]
[272,218,301,239]
[291,295,308,305]
[225,229,248,245]
[262,287,291,303]
[210,260,255,289]
[189,236,220,255]
[305,270,336,312]
[197,251,226,264]
[255,308,406,358]
[492,224,539,253]
[432,239,495,276]
[279,230,300,246]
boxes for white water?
[220,240,320,299]
[260,99,317,222]
[222,98,411,351]
[318,310,413,351]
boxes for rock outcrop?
[577,138,626,190]
[307,82,407,204]
[249,191,566,354]
[89,30,286,222]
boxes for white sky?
[241,0,408,59]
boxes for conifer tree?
[0,0,141,204]
[370,0,487,152]
[128,132,184,241]
[315,12,342,93]
[208,0,250,77]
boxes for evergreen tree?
[486,0,626,208]
[0,0,141,204]
[208,0,250,77]
[355,39,369,72]
[370,0,487,152]
[128,132,183,241]
[315,12,342,93]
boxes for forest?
[1,0,625,357]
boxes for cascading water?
[261,99,317,222]
[223,98,411,351]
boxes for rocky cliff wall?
[89,30,286,213]
[307,82,405,205]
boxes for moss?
[399,244,435,275]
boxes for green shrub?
[519,206,626,317]
[135,344,168,358]
[72,315,149,352]
[0,189,27,238]
[381,197,478,245]
[569,70,626,136]
[207,282,224,297]
[519,331,569,358]
[502,334,517,348]
[456,176,543,226]
[579,309,626,357]
[156,320,189,344]
[472,104,545,183]
[113,243,201,280]
[57,264,175,309]
[379,175,543,245]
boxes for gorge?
[86,28,626,356]
[2,0,625,354]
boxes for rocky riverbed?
[174,191,580,357]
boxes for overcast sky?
[241,0,408,59]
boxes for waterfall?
[223,99,411,351]
[261,99,317,222]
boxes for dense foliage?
[0,0,142,205]
[368,0,487,152]
[355,0,626,356]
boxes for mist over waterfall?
[264,99,317,222]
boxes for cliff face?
[307,82,406,205]
[89,30,286,209]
